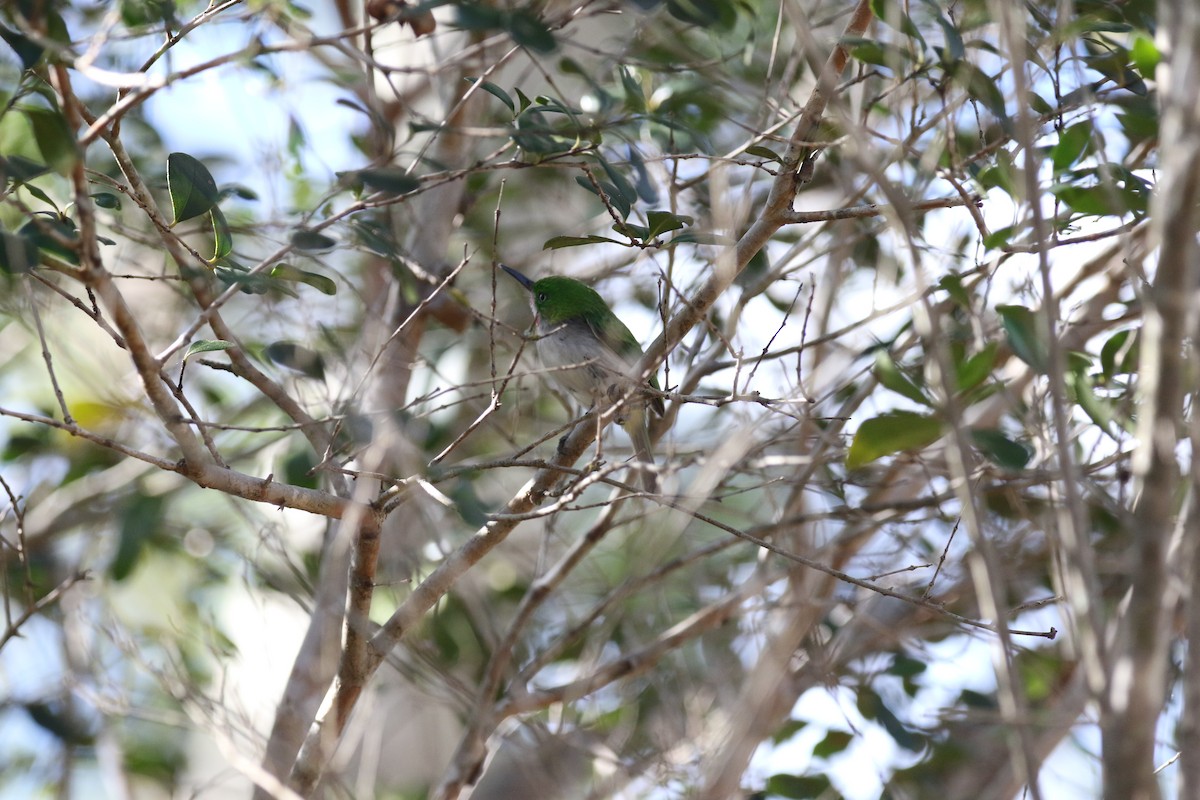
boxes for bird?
[501,264,664,491]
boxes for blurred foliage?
[0,0,1167,796]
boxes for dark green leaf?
[953,62,1007,119]
[619,67,646,113]
[997,304,1047,372]
[111,493,165,581]
[266,341,325,379]
[847,411,942,469]
[1100,329,1138,377]
[599,158,638,206]
[470,78,516,113]
[358,166,421,196]
[0,231,39,273]
[812,730,853,759]
[270,263,337,295]
[91,192,122,210]
[214,262,271,295]
[870,0,925,43]
[873,350,932,407]
[770,719,807,745]
[24,106,77,174]
[645,210,693,239]
[955,342,999,393]
[1050,122,1093,173]
[507,9,556,53]
[0,24,44,69]
[543,234,624,249]
[167,152,221,224]
[1,154,49,184]
[764,773,833,799]
[970,428,1032,470]
[454,3,505,30]
[19,216,78,264]
[290,229,337,251]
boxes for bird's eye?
[537,292,547,303]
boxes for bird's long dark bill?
[500,264,534,291]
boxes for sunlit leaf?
[183,340,234,361]
[209,206,233,261]
[847,411,942,469]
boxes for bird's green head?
[501,265,612,324]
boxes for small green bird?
[501,264,664,490]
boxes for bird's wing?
[588,314,665,416]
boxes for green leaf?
[869,0,925,44]
[1100,329,1138,377]
[1068,369,1116,436]
[183,340,235,361]
[938,272,971,306]
[858,686,923,751]
[91,192,122,210]
[573,175,631,218]
[507,9,556,53]
[0,231,39,273]
[955,342,999,393]
[812,730,854,759]
[214,262,271,295]
[1050,121,1092,173]
[1130,32,1161,77]
[290,229,337,251]
[970,428,1031,470]
[997,304,1047,373]
[764,773,833,799]
[932,7,965,61]
[846,411,942,469]
[167,152,221,224]
[0,24,44,69]
[873,350,932,406]
[1,154,50,184]
[744,144,782,163]
[543,234,624,249]
[771,719,807,745]
[470,78,515,113]
[266,341,325,379]
[19,216,79,264]
[23,106,77,174]
[619,67,646,113]
[953,62,1007,119]
[357,166,421,196]
[111,493,165,581]
[270,263,337,295]
[645,210,694,239]
[599,158,638,207]
[209,206,233,261]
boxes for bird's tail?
[623,407,658,493]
